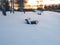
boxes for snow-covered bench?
[25,18,38,24]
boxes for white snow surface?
[0,11,60,45]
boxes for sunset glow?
[24,0,60,9]
[7,0,60,10]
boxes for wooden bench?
[25,19,38,24]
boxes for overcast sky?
[28,0,60,5]
[43,0,60,4]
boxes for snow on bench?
[25,18,38,24]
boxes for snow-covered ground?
[0,11,60,45]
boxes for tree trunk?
[1,0,6,16]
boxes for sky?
[43,0,60,5]
[27,0,60,5]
